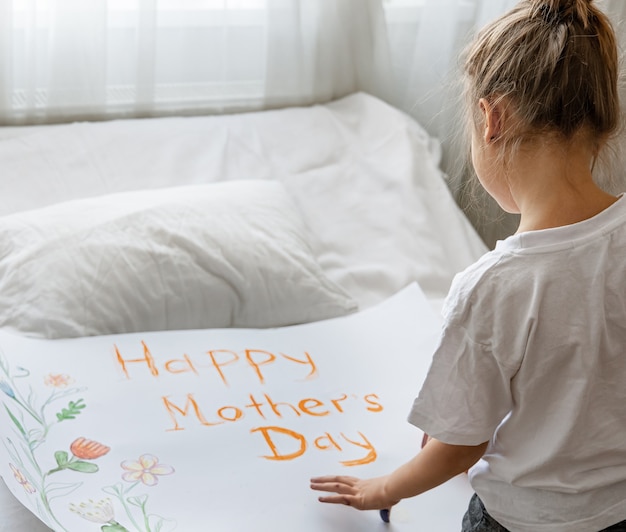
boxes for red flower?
[70,437,110,460]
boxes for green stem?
[140,500,151,532]
[39,489,69,532]
[115,482,142,532]
[2,362,68,531]
[9,394,44,426]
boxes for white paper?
[0,284,472,531]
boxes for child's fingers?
[311,475,359,485]
[317,493,357,506]
[310,475,359,496]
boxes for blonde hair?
[463,0,620,153]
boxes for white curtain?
[1,0,270,123]
[383,0,626,245]
[0,0,624,240]
[2,0,622,130]
[384,0,517,173]
[384,0,625,169]
[264,0,394,108]
[0,0,394,125]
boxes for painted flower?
[44,373,74,388]
[70,437,111,460]
[121,454,174,486]
[69,498,115,524]
[9,463,36,494]
[0,380,16,399]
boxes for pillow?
[0,181,357,338]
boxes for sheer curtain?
[264,0,394,108]
[384,0,517,171]
[385,0,625,154]
[0,0,623,241]
[0,0,394,125]
[384,0,626,245]
[1,0,271,123]
[384,0,521,245]
[3,1,621,131]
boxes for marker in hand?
[380,508,391,523]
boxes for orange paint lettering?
[340,432,377,467]
[250,426,307,461]
[115,341,158,379]
[245,349,276,384]
[330,393,348,413]
[207,350,239,386]
[217,405,243,422]
[298,398,329,417]
[264,393,300,418]
[364,393,384,413]
[244,393,267,419]
[280,351,318,380]
[314,433,341,451]
[161,394,222,431]
[164,354,198,375]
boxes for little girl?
[310,0,626,530]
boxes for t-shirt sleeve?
[408,269,519,446]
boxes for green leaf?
[127,494,148,507]
[55,399,86,422]
[54,451,69,467]
[101,523,130,532]
[65,460,99,473]
[4,405,26,436]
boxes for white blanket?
[0,92,486,309]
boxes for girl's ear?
[478,97,503,144]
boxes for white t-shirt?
[409,195,626,532]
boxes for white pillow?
[0,181,357,338]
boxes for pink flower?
[44,373,73,388]
[9,464,36,494]
[121,454,174,486]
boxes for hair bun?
[530,0,595,27]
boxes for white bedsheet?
[0,92,487,531]
[0,92,486,307]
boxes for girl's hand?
[310,475,400,511]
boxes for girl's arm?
[310,437,488,511]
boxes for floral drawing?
[1,350,177,531]
[70,497,116,523]
[0,354,99,530]
[69,497,131,531]
[71,437,111,461]
[0,353,113,531]
[97,454,176,532]
[121,455,175,487]
[10,463,36,494]
[48,437,110,476]
[44,373,74,388]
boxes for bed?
[0,92,488,531]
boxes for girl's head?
[463,0,620,164]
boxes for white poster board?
[0,284,472,531]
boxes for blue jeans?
[462,494,626,532]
